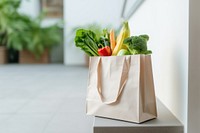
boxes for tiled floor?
[0,65,93,133]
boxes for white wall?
[18,0,60,26]
[64,0,123,65]
[18,0,40,18]
[129,0,188,132]
[188,0,200,132]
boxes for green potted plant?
[19,25,61,63]
[0,0,30,63]
[7,14,62,63]
[6,14,33,63]
[0,0,22,64]
[0,0,62,64]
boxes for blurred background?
[0,0,142,65]
[0,0,146,133]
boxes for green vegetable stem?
[117,49,130,56]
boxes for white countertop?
[93,100,183,133]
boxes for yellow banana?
[112,21,130,55]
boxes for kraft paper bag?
[86,55,157,123]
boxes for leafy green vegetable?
[102,29,110,42]
[123,34,152,55]
[75,29,99,56]
[98,29,110,48]
[99,36,109,48]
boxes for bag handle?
[96,56,131,104]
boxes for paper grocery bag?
[86,55,157,123]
